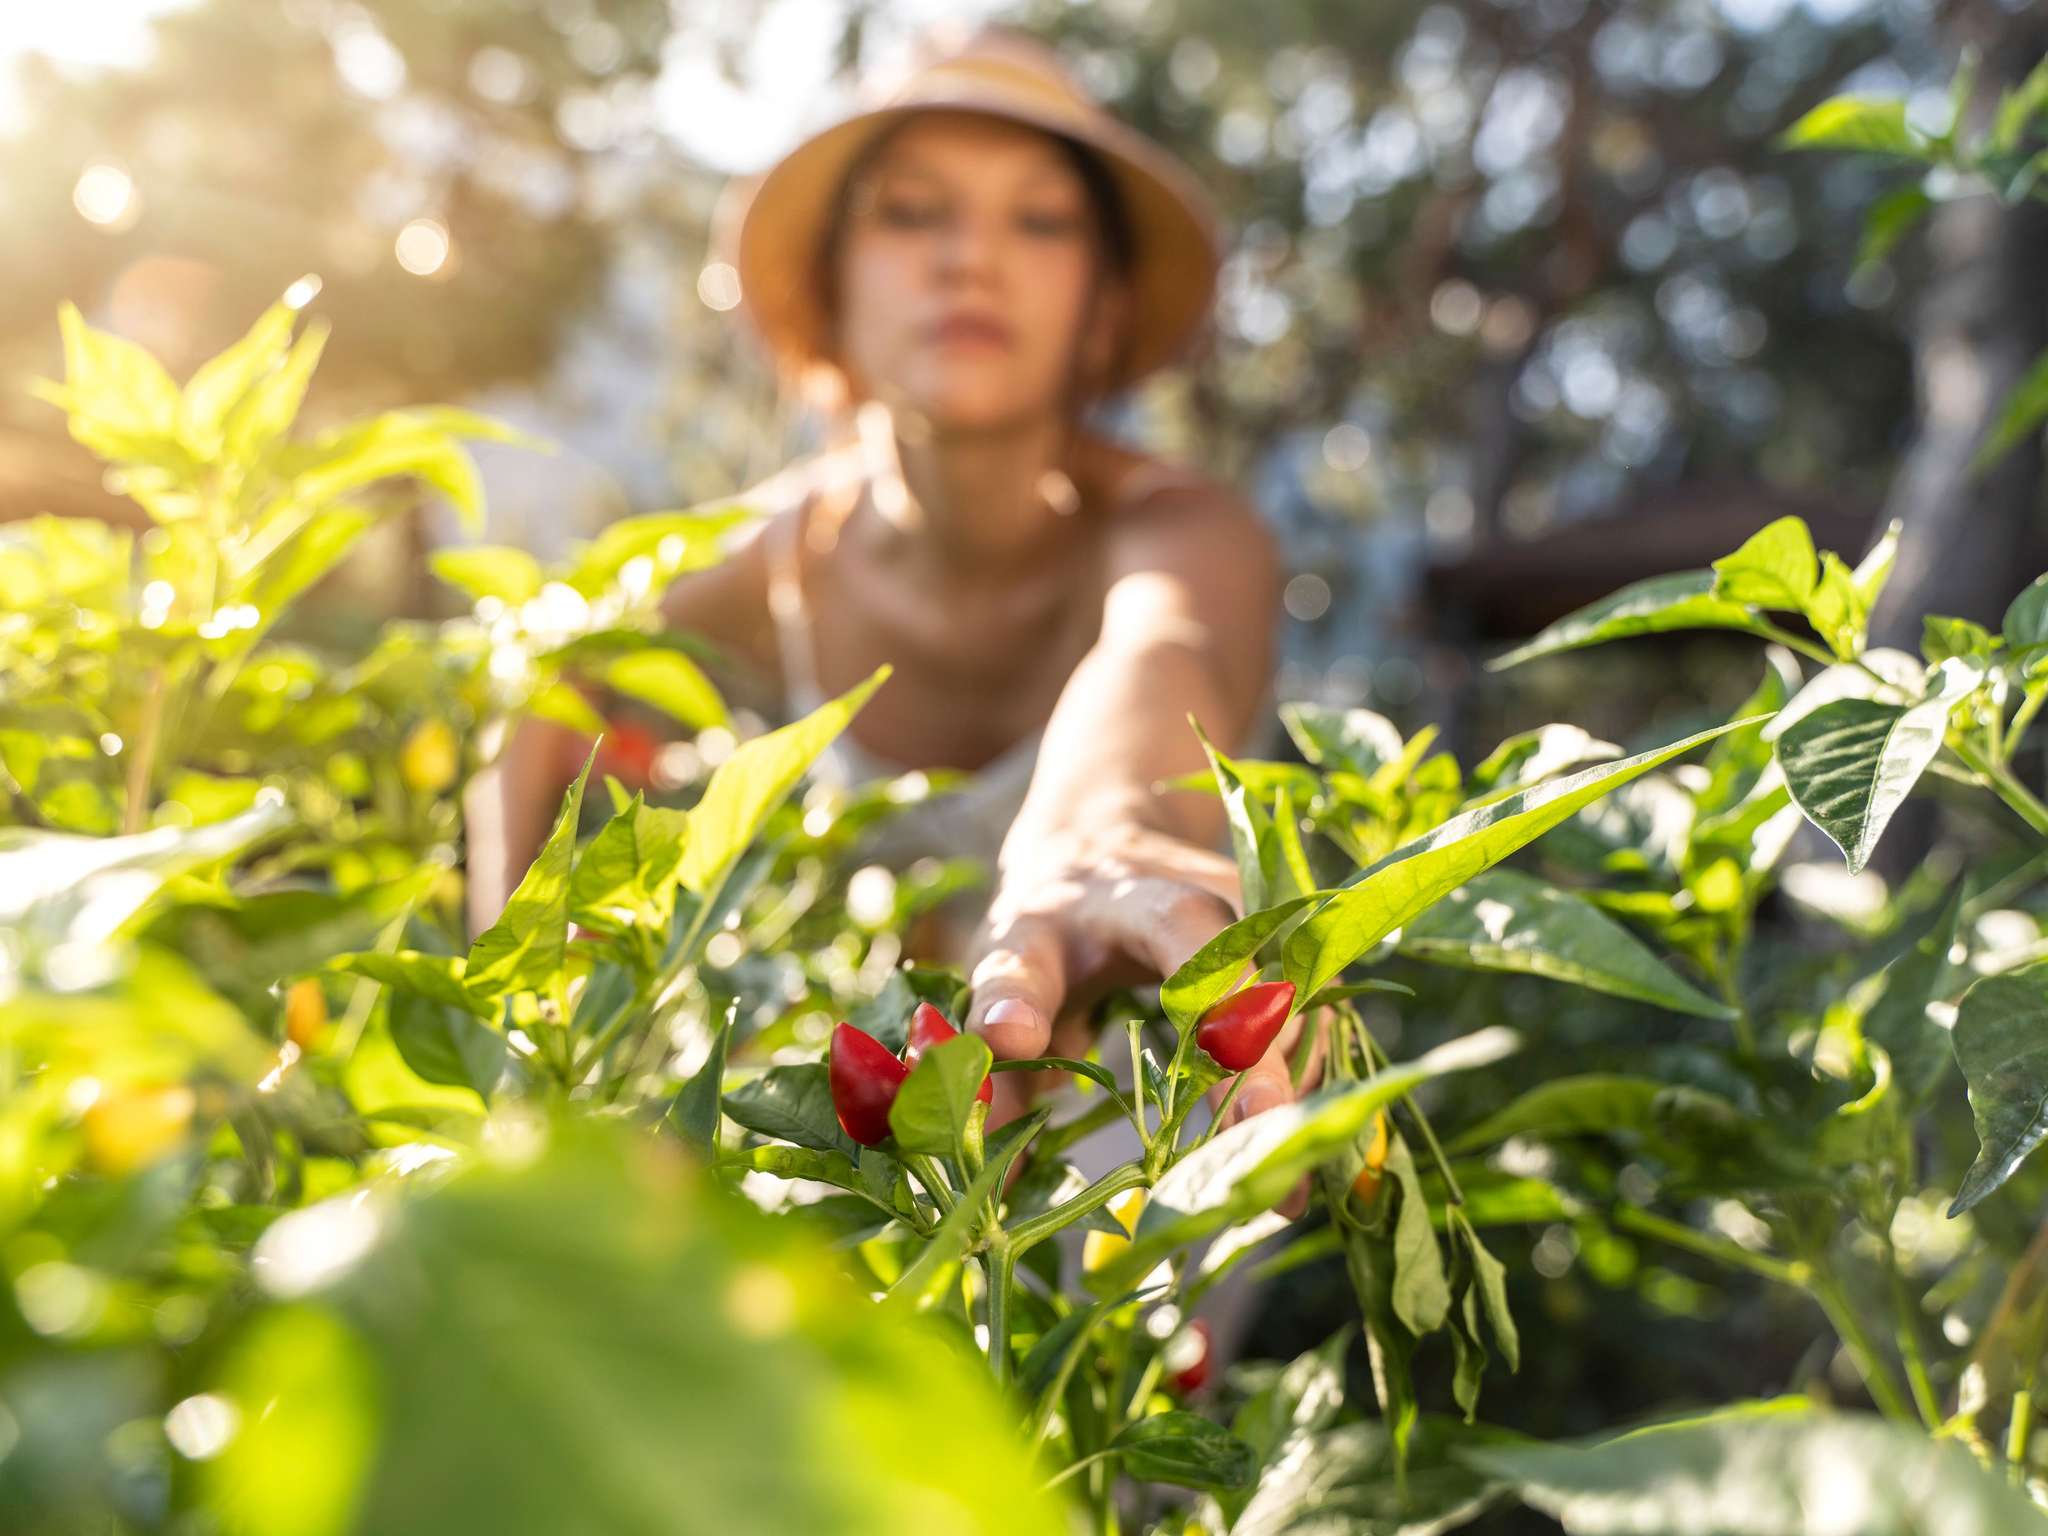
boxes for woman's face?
[831,112,1121,433]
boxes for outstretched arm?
[963,488,1297,1128]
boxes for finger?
[1082,879,1240,987]
[1209,1039,1297,1131]
[966,912,1066,1060]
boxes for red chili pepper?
[1170,1319,1213,1394]
[1194,980,1297,1072]
[902,1002,993,1105]
[829,1023,909,1147]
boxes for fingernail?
[980,998,1041,1040]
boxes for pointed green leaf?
[1094,1030,1517,1295]
[1280,702,1406,776]
[1977,351,2048,472]
[1851,520,1901,611]
[676,667,888,895]
[722,1063,858,1157]
[1950,962,2048,1216]
[328,951,493,1018]
[1398,869,1733,1020]
[1388,1135,1449,1335]
[1465,1401,2039,1535]
[1711,516,1817,612]
[671,1011,731,1157]
[566,507,755,596]
[1775,664,1975,875]
[569,795,688,930]
[604,649,727,730]
[1862,889,1964,1109]
[430,545,544,607]
[2002,572,2048,654]
[1284,721,1750,1001]
[181,299,297,450]
[387,989,506,1100]
[888,1033,992,1158]
[465,749,594,997]
[1488,571,1769,671]
[1779,96,1926,155]
[1110,1412,1255,1489]
[1160,895,1327,1032]
[1449,1076,1668,1155]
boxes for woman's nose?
[933,210,1003,281]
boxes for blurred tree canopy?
[1,0,2040,647]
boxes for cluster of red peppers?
[829,1002,993,1146]
[826,981,1297,1148]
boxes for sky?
[0,0,1878,168]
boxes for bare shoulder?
[1091,441,1273,573]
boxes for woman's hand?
[963,816,1317,1138]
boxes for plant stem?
[1009,1161,1148,1255]
[1812,1267,1918,1425]
[1041,1448,1115,1492]
[1751,621,1837,670]
[1952,737,2048,839]
[1613,1205,1812,1288]
[121,668,168,834]
[903,1152,958,1219]
[1885,1244,1943,1429]
[1359,1027,1464,1205]
[1191,1072,1248,1151]
[2009,1388,2034,1487]
[1126,1020,1152,1152]
[2007,683,2048,761]
[985,1241,1015,1387]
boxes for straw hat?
[722,28,1222,395]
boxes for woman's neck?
[853,402,1088,572]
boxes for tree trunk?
[1868,3,2048,648]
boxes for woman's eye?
[1019,210,1084,238]
[877,198,947,229]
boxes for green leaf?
[604,649,728,730]
[1857,184,1934,269]
[1397,869,1733,1019]
[1801,552,1864,659]
[1710,516,1817,612]
[287,410,500,534]
[1779,96,1927,156]
[885,1112,1046,1312]
[1387,1135,1449,1336]
[35,302,185,467]
[327,952,493,1018]
[671,1011,731,1157]
[430,545,544,606]
[1852,521,1901,612]
[1775,664,1974,875]
[1230,1329,1351,1465]
[464,748,594,997]
[1019,1286,1154,1409]
[887,1033,992,1157]
[676,667,888,896]
[181,299,297,450]
[1450,1076,1668,1155]
[1487,571,1768,671]
[1094,1031,1517,1294]
[1949,962,2048,1216]
[525,680,609,736]
[1465,1401,2039,1535]
[387,989,506,1100]
[1160,895,1326,1032]
[569,794,688,930]
[224,504,380,655]
[1862,889,1965,1110]
[565,507,755,596]
[1285,721,1749,1001]
[1455,1213,1520,1373]
[229,1125,1068,1536]
[1235,1417,1515,1536]
[1923,614,1996,665]
[1280,702,1406,777]
[722,1063,857,1156]
[1974,351,2048,472]
[1195,719,1274,912]
[1110,1412,1255,1489]
[1468,724,1620,800]
[224,316,328,465]
[2003,573,2048,653]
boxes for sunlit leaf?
[1487,572,1768,671]
[430,545,543,607]
[464,749,593,997]
[1779,96,1926,156]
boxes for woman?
[470,29,1303,1130]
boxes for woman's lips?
[927,314,1015,349]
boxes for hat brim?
[725,96,1221,394]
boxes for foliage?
[14,274,2048,1534]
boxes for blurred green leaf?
[603,649,727,730]
[1950,961,2048,1215]
[387,990,505,1101]
[430,545,543,607]
[1110,1411,1255,1489]
[464,749,593,997]
[1779,97,1926,156]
